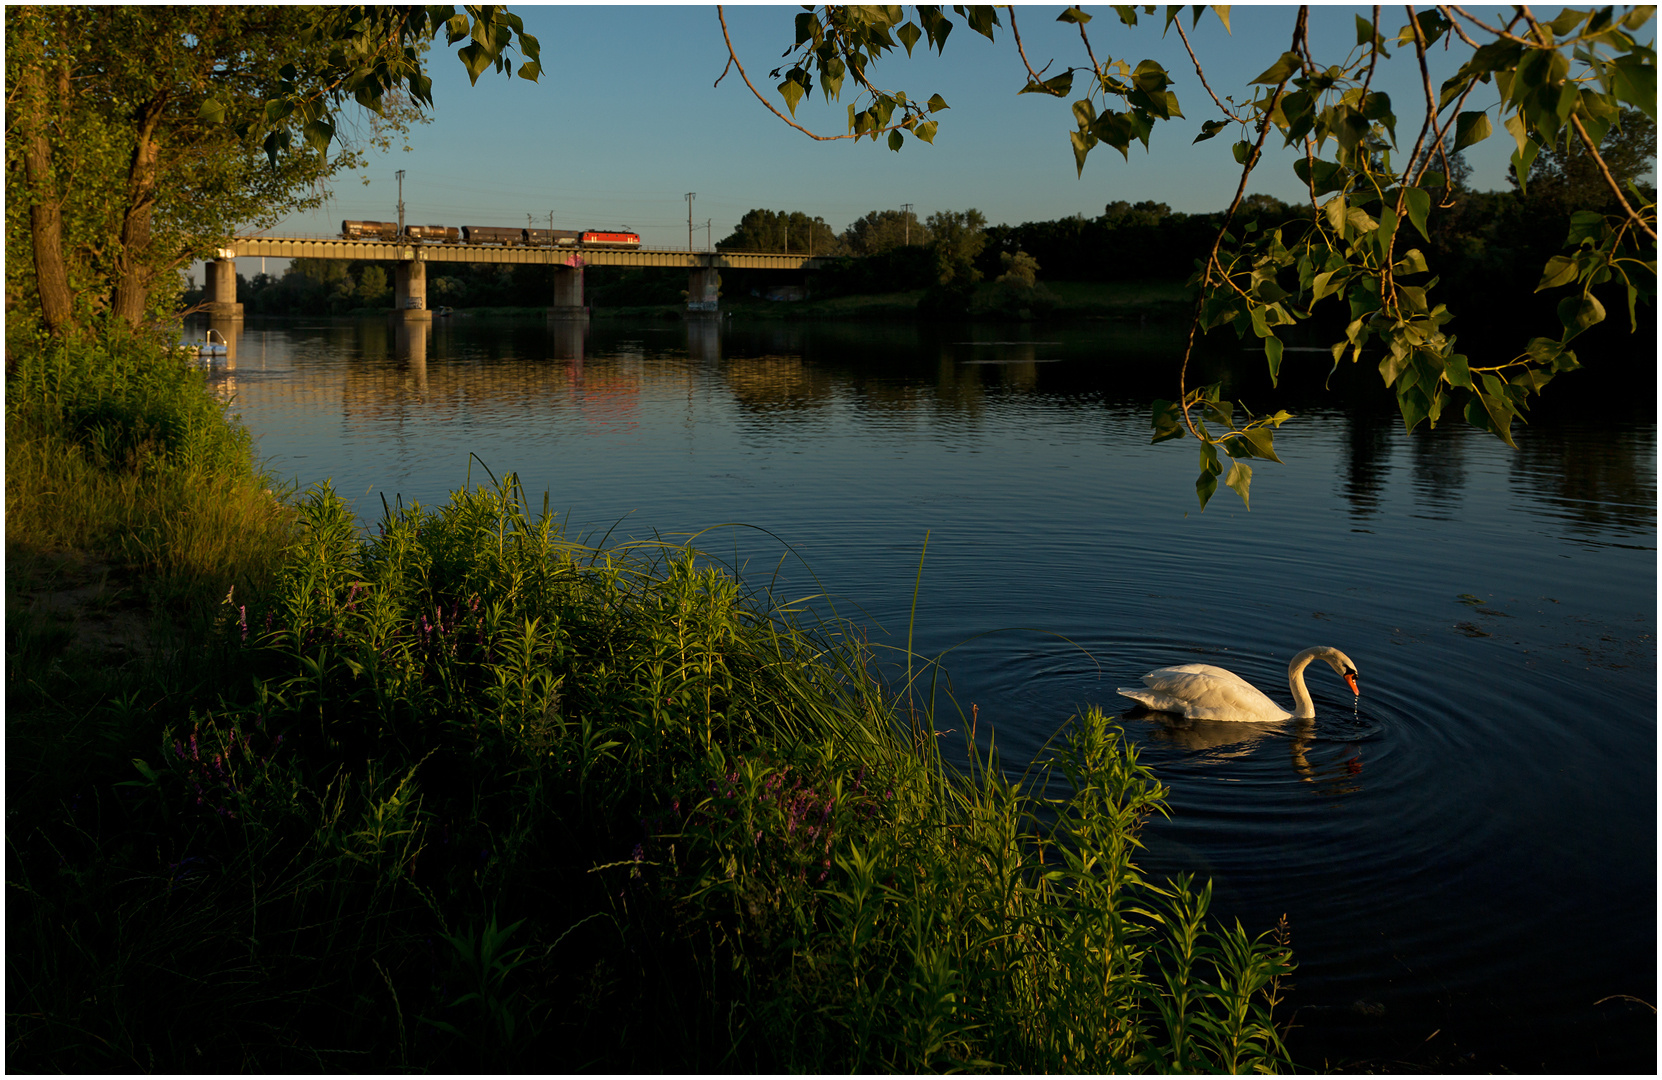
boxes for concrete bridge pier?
[204,253,243,319]
[392,260,432,323]
[550,262,587,318]
[687,266,719,314]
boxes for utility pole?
[548,211,554,231]
[396,169,406,232]
[686,192,696,251]
[705,219,711,251]
[901,202,912,245]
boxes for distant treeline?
[200,116,1654,328]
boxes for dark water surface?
[205,315,1656,1071]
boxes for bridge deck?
[224,237,825,270]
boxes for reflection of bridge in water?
[199,235,827,322]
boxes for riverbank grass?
[7,331,1296,1072]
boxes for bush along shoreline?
[7,333,1295,1072]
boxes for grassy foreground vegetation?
[8,333,1295,1072]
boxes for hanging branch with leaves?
[720,3,1656,509]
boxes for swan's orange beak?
[1344,671,1359,696]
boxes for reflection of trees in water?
[1341,408,1394,517]
[1514,424,1657,537]
[722,355,836,412]
[1408,423,1467,519]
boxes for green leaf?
[1557,294,1606,338]
[1474,389,1517,447]
[1536,255,1578,291]
[1323,195,1347,237]
[897,20,922,55]
[1151,398,1188,443]
[914,120,938,144]
[1612,54,1658,118]
[302,118,335,153]
[1397,384,1430,432]
[888,129,904,151]
[1402,186,1431,241]
[779,74,806,117]
[199,98,227,125]
[1070,129,1092,175]
[457,41,492,84]
[1194,119,1230,144]
[1232,140,1252,164]
[1293,156,1349,196]
[964,4,1001,40]
[1196,467,1218,509]
[1566,209,1606,245]
[1547,8,1587,36]
[927,93,950,112]
[1345,206,1378,235]
[1453,110,1493,152]
[1057,7,1093,24]
[1224,460,1253,508]
[1443,352,1472,389]
[1020,70,1075,96]
[1237,425,1284,462]
[1378,346,1411,387]
[1355,13,1376,45]
[1264,335,1283,386]
[1392,248,1429,275]
[1250,52,1301,86]
[1213,6,1231,33]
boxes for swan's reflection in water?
[1137,714,1363,795]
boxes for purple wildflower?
[238,605,248,642]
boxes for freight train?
[341,221,641,249]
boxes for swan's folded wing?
[1117,686,1197,715]
[1128,667,1287,722]
[1147,664,1258,692]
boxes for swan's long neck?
[1286,649,1321,719]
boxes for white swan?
[1117,646,1359,722]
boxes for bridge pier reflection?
[393,320,428,393]
[548,315,586,364]
[685,315,720,365]
[205,314,240,365]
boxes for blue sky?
[244,4,1532,271]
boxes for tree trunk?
[109,94,167,327]
[19,59,76,336]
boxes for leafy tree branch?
[731,4,1655,509]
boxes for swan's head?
[1323,647,1360,695]
[1298,646,1360,695]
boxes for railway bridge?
[202,237,826,320]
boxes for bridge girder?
[221,237,825,271]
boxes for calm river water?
[201,314,1655,1071]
